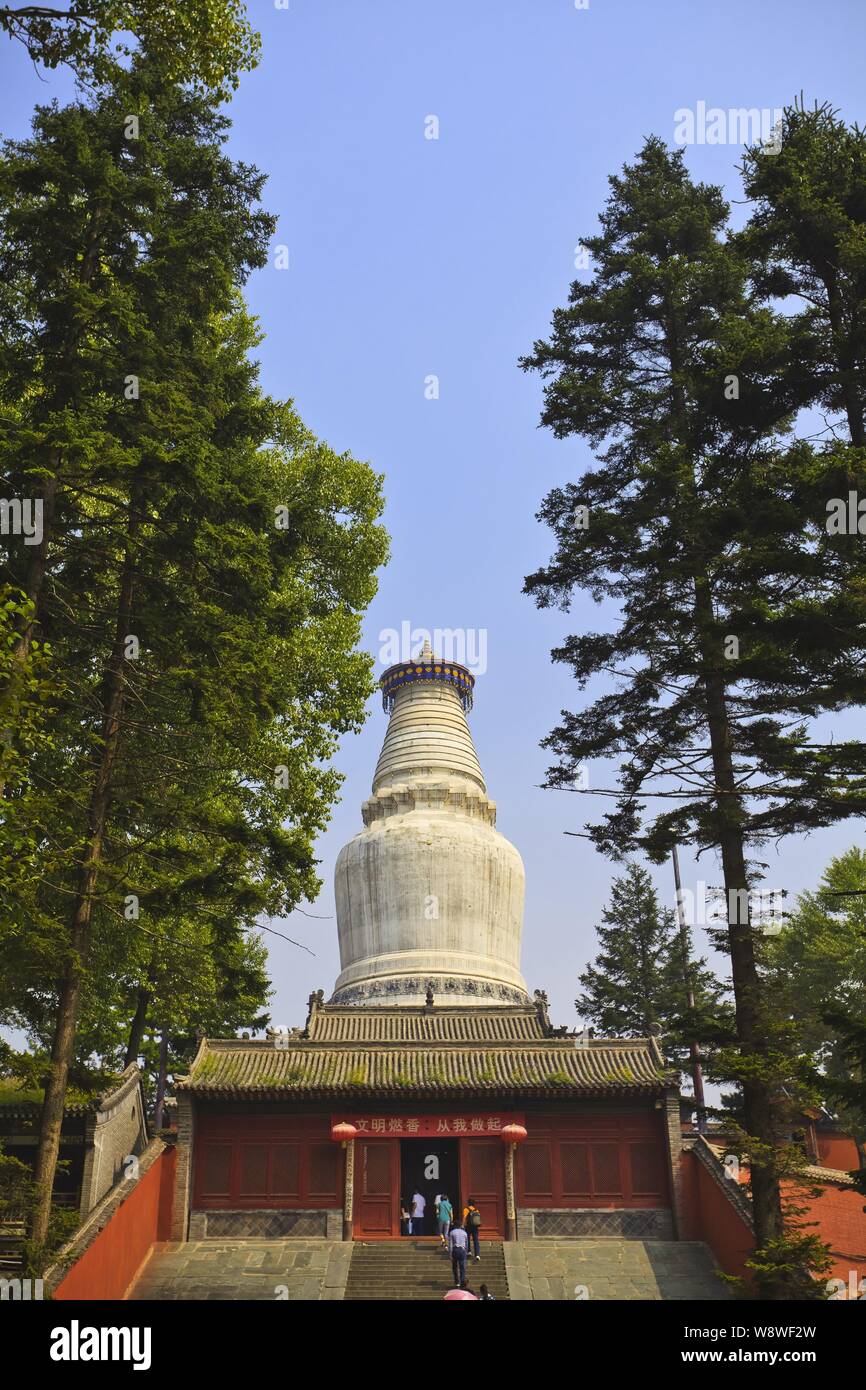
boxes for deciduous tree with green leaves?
[0,63,388,1255]
[0,2,259,95]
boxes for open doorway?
[399,1138,459,1237]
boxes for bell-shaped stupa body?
[331,641,529,1006]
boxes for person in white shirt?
[411,1189,426,1236]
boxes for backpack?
[469,1208,482,1228]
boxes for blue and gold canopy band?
[380,647,475,713]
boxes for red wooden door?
[355,1139,399,1237]
[460,1138,505,1238]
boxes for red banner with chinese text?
[332,1112,525,1137]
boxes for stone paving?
[128,1239,351,1301]
[128,1236,729,1301]
[504,1239,730,1301]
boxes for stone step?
[346,1281,508,1290]
[348,1273,502,1278]
[346,1284,508,1295]
[344,1240,509,1301]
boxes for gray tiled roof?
[0,1063,142,1120]
[176,1007,670,1099]
[306,1005,548,1043]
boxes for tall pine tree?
[520,137,861,1293]
[576,861,725,1077]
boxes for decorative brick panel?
[190,1208,331,1238]
[518,1206,674,1240]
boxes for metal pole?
[672,845,706,1133]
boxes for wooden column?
[342,1138,355,1241]
[505,1141,517,1241]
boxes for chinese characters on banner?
[333,1113,525,1137]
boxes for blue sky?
[2,0,865,1037]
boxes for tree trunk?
[824,271,865,450]
[694,572,785,1266]
[664,292,786,1271]
[153,1033,169,1132]
[30,493,139,1251]
[124,981,152,1071]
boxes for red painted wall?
[817,1133,861,1172]
[784,1180,866,1288]
[53,1145,176,1301]
[515,1109,668,1209]
[193,1111,341,1209]
[681,1151,866,1294]
[680,1150,754,1282]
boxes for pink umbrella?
[443,1289,477,1300]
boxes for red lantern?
[331,1121,357,1145]
[500,1123,527,1145]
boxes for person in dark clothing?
[478,1284,496,1301]
[463,1196,481,1259]
[448,1222,469,1288]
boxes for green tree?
[735,99,866,764]
[0,590,58,914]
[520,137,854,1293]
[740,100,866,1207]
[0,66,388,1254]
[0,63,274,795]
[0,2,259,94]
[818,1011,866,1196]
[740,99,866,452]
[769,846,866,1174]
[576,861,726,1076]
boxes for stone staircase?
[123,1235,727,1301]
[344,1239,509,1301]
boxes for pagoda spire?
[331,635,528,1007]
[373,648,484,794]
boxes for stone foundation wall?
[188,1208,343,1240]
[517,1207,674,1240]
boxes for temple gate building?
[173,644,684,1244]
